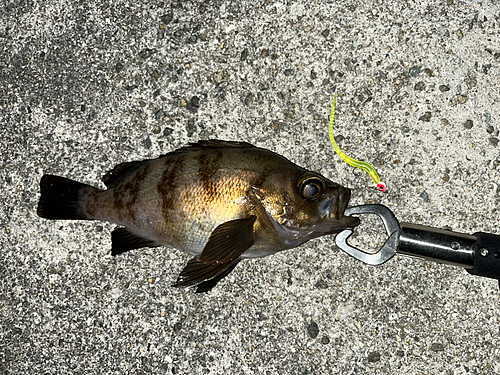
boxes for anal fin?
[111,227,159,256]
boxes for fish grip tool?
[335,204,500,284]
[335,204,400,266]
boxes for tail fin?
[37,175,95,220]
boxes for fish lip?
[261,206,358,243]
[316,213,359,234]
[333,214,360,229]
[313,185,360,235]
[335,186,351,220]
[280,209,360,239]
[321,185,351,221]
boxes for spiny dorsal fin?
[185,140,255,150]
[159,140,256,158]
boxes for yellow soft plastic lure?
[328,94,386,192]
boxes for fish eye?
[298,176,324,200]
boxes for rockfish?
[37,140,359,292]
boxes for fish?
[37,140,359,292]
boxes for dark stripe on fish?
[112,184,126,220]
[158,156,184,224]
[111,162,151,221]
[85,189,100,218]
[197,150,222,199]
[125,163,151,222]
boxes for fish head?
[253,170,359,244]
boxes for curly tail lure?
[328,94,386,192]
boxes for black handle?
[467,232,500,280]
[397,224,500,281]
[398,223,476,269]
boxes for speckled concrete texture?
[2,0,500,374]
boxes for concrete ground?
[1,0,500,374]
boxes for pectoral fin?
[173,216,256,292]
[195,260,241,293]
[198,216,256,262]
[174,258,241,292]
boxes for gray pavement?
[2,0,500,374]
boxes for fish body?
[38,140,358,292]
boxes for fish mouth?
[271,213,359,244]
[322,184,351,220]
[263,195,359,244]
[315,185,360,235]
[312,213,359,238]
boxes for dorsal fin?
[187,140,255,149]
[160,140,255,158]
[102,160,150,188]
